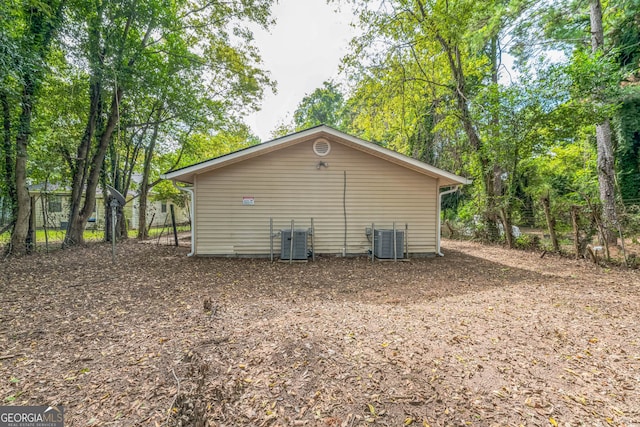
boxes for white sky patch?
[246,0,358,141]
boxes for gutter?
[171,180,195,256]
[437,185,460,257]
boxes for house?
[161,125,470,258]
[27,184,111,230]
[27,184,188,231]
[130,198,190,230]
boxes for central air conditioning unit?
[374,229,404,259]
[281,229,309,260]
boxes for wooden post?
[617,223,629,267]
[26,195,36,253]
[170,204,178,247]
[571,206,581,259]
[541,194,560,252]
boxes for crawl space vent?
[313,138,331,156]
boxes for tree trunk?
[1,90,16,220]
[488,34,504,241]
[137,111,162,240]
[65,3,153,247]
[64,76,102,247]
[66,88,123,246]
[571,205,581,259]
[590,0,618,244]
[7,0,64,255]
[105,142,129,241]
[596,119,618,243]
[64,1,104,247]
[435,34,500,240]
[541,194,560,252]
[499,208,514,248]
[10,77,36,255]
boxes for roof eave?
[161,125,472,186]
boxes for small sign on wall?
[242,196,255,206]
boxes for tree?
[342,0,537,240]
[6,0,66,255]
[62,0,275,246]
[0,2,21,228]
[293,81,348,130]
[615,94,640,203]
[590,0,618,243]
[609,1,640,205]
[510,0,638,243]
[152,124,260,220]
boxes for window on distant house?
[161,202,167,213]
[48,196,62,213]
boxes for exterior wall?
[29,193,133,230]
[194,138,438,256]
[30,193,105,229]
[130,199,189,230]
[29,192,187,231]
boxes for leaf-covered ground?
[1,240,639,426]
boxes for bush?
[514,233,540,250]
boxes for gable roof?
[161,125,471,187]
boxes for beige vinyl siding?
[29,193,106,229]
[194,138,437,256]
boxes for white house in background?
[28,184,122,230]
[28,183,188,231]
[128,173,190,230]
[130,198,190,230]
[161,125,470,257]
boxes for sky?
[245,0,358,141]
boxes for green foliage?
[0,0,277,248]
[335,0,637,244]
[607,0,640,72]
[29,50,88,186]
[293,81,348,131]
[3,0,640,249]
[520,138,598,230]
[615,92,640,203]
[514,233,540,250]
[564,49,623,108]
[154,124,259,205]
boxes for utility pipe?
[172,181,195,256]
[437,185,460,257]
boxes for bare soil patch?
[1,239,639,426]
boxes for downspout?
[437,185,460,257]
[172,181,195,256]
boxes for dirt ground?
[1,239,639,427]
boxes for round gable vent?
[313,138,331,156]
